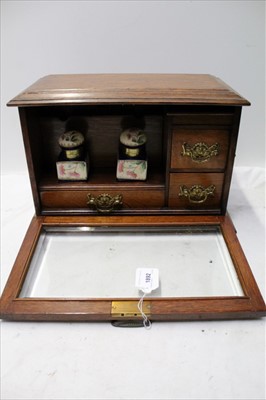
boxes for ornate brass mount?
[181,142,219,163]
[179,184,216,204]
[87,193,123,213]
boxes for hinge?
[111,301,151,318]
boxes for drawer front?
[170,127,230,170]
[168,173,224,209]
[40,189,165,211]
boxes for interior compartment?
[25,105,166,189]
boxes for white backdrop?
[1,0,265,173]
[1,3,266,400]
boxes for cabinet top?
[7,74,250,107]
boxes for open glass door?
[1,215,265,321]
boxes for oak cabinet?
[1,74,265,322]
[9,75,245,216]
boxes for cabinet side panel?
[19,108,41,214]
[221,107,242,214]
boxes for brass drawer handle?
[87,193,123,213]
[179,184,216,204]
[181,142,219,163]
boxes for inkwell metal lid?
[119,128,147,157]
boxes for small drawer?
[40,189,165,212]
[170,127,229,170]
[168,173,224,209]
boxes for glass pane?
[19,225,244,298]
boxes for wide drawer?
[40,189,165,211]
[168,173,224,209]
[170,127,230,170]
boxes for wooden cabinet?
[1,74,265,322]
[9,75,244,216]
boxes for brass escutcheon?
[87,193,123,213]
[181,142,219,163]
[111,301,151,318]
[179,184,216,204]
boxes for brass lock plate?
[111,301,151,318]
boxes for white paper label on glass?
[135,268,159,294]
